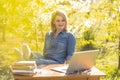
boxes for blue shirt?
[43,30,76,64]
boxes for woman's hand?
[65,60,70,64]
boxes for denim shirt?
[43,30,76,63]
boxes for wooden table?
[13,64,105,80]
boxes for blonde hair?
[51,10,68,33]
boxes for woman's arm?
[66,33,76,62]
[65,60,70,64]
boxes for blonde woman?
[16,10,76,65]
[42,10,76,64]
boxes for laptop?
[50,50,99,74]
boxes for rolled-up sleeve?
[66,33,76,60]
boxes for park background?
[0,0,120,80]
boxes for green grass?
[0,39,44,80]
[95,51,119,80]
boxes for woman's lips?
[58,25,63,27]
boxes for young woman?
[15,10,76,65]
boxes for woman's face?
[54,15,66,31]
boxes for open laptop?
[50,50,99,74]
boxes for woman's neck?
[54,29,62,37]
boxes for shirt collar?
[60,29,66,34]
[51,29,66,35]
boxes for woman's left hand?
[65,60,70,64]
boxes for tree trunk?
[119,56,120,69]
[2,26,6,41]
[118,36,120,69]
[35,24,38,51]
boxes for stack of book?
[11,61,37,76]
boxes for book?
[11,61,37,76]
[12,65,35,70]
[12,69,36,76]
[12,69,36,74]
[13,61,37,66]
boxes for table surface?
[13,64,106,79]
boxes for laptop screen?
[50,50,99,74]
[66,50,99,74]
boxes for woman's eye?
[56,20,65,22]
[57,20,60,22]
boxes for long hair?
[51,10,68,33]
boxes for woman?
[15,10,76,65]
[42,10,76,64]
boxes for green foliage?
[0,0,120,80]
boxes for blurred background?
[0,0,120,80]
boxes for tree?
[98,0,120,69]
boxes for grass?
[0,38,44,80]
[0,39,120,80]
[95,50,119,80]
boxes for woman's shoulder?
[46,31,52,35]
[66,32,76,41]
[66,31,74,37]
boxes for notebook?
[50,50,99,74]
